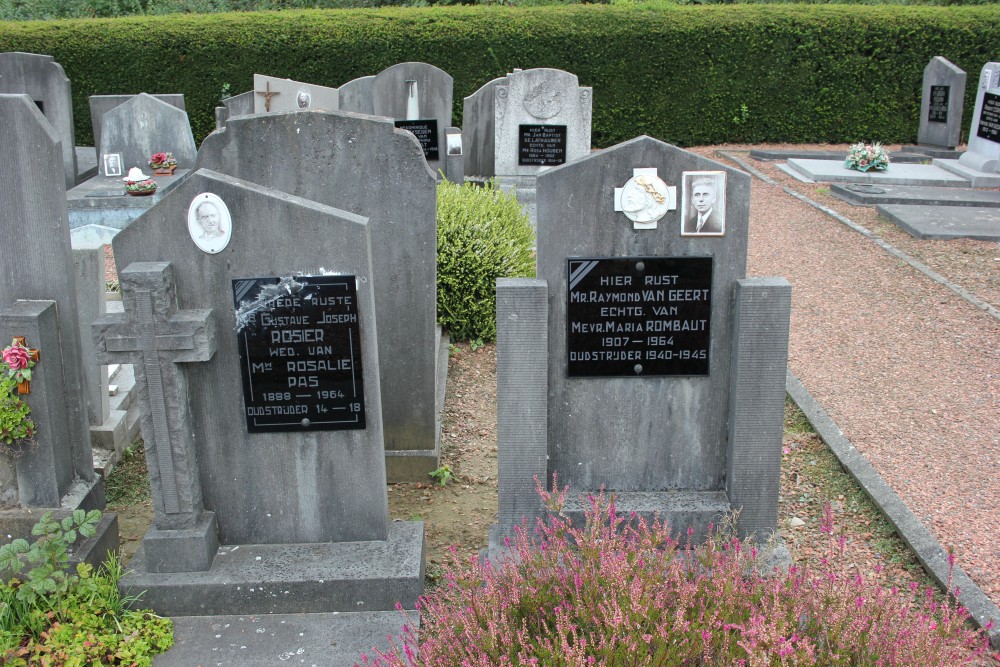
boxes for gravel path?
[703,145,999,604]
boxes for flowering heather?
[361,484,993,666]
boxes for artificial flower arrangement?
[148,151,178,174]
[0,339,36,449]
[123,167,157,195]
[844,142,891,172]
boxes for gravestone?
[214,90,254,129]
[0,94,117,565]
[253,74,339,114]
[0,52,78,188]
[958,62,1000,174]
[339,75,375,115]
[95,168,423,614]
[98,93,197,175]
[197,111,443,482]
[90,94,185,157]
[464,69,592,223]
[491,136,791,553]
[370,62,453,171]
[918,57,966,151]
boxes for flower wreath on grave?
[844,142,891,172]
[0,339,37,455]
[122,167,157,196]
[149,151,178,175]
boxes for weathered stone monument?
[214,90,254,129]
[89,94,186,157]
[936,62,1000,187]
[917,57,966,152]
[463,68,592,223]
[253,74,339,114]
[338,75,375,115]
[197,111,444,481]
[0,52,78,188]
[98,93,198,176]
[95,167,423,614]
[371,62,453,172]
[490,136,791,553]
[0,94,117,564]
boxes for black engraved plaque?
[233,275,366,433]
[928,85,949,123]
[976,92,1000,143]
[519,124,568,166]
[567,257,713,377]
[395,119,440,161]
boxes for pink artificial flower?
[150,152,168,164]
[2,343,29,370]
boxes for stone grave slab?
[0,94,116,561]
[253,74,339,113]
[67,169,190,230]
[918,56,966,150]
[0,52,78,188]
[370,62,453,169]
[491,135,791,555]
[876,204,1000,241]
[338,74,375,115]
[782,159,969,186]
[98,94,197,175]
[98,168,422,614]
[830,183,1000,207]
[750,149,929,163]
[89,94,185,156]
[197,110,442,481]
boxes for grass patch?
[104,439,150,507]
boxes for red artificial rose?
[2,344,29,370]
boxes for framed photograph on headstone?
[681,171,727,237]
[187,193,232,254]
[102,153,122,177]
[447,132,463,156]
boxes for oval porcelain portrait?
[187,193,232,254]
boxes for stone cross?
[94,262,216,524]
[255,81,280,112]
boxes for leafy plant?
[0,377,34,447]
[362,483,993,666]
[428,464,454,486]
[436,180,534,342]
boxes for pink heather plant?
[361,480,993,667]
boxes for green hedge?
[1,5,999,147]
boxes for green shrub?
[437,179,534,342]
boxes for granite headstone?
[957,62,1000,173]
[461,76,505,179]
[90,94,186,157]
[491,136,791,553]
[918,57,966,150]
[197,111,442,482]
[370,62,453,169]
[338,75,375,115]
[253,74,339,114]
[98,93,197,176]
[0,52,78,188]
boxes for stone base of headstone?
[384,327,448,483]
[934,158,1000,188]
[904,144,964,160]
[559,491,730,542]
[496,174,538,229]
[142,512,220,573]
[0,512,119,575]
[876,204,1000,241]
[120,521,425,617]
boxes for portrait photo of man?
[681,171,727,237]
[187,193,232,254]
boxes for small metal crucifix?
[11,336,38,395]
[255,81,280,112]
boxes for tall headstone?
[918,57,966,150]
[370,62,453,172]
[462,76,505,179]
[98,93,197,176]
[958,63,1000,173]
[214,90,254,129]
[0,95,116,565]
[95,169,423,614]
[491,136,791,553]
[0,52,78,188]
[252,74,339,114]
[90,94,185,156]
[197,111,443,482]
[339,75,375,115]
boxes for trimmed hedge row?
[2,5,999,148]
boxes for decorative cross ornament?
[255,81,280,112]
[11,336,38,395]
[613,168,676,230]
